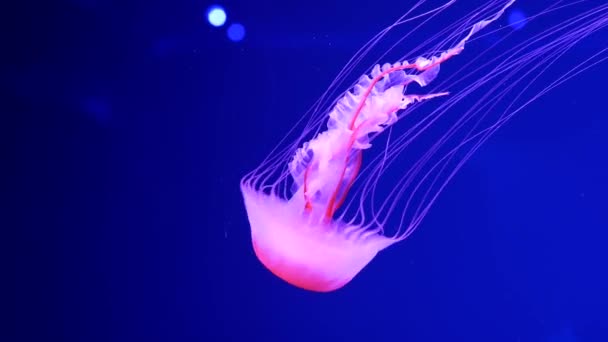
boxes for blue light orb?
[207,5,226,27]
[227,23,246,42]
[508,9,527,30]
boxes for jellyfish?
[240,0,608,292]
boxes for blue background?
[5,0,607,341]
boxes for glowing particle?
[227,23,246,42]
[207,5,226,27]
[508,9,527,30]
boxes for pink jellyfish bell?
[240,0,608,292]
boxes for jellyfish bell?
[240,0,608,292]
[241,186,394,292]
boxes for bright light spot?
[508,9,527,30]
[227,23,245,42]
[207,5,226,27]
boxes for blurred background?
[4,0,608,341]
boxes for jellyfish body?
[242,186,393,291]
[241,0,608,292]
[241,2,513,292]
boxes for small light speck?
[227,23,246,42]
[207,5,227,27]
[508,9,527,30]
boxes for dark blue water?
[5,0,608,341]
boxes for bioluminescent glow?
[227,23,246,42]
[207,5,226,27]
